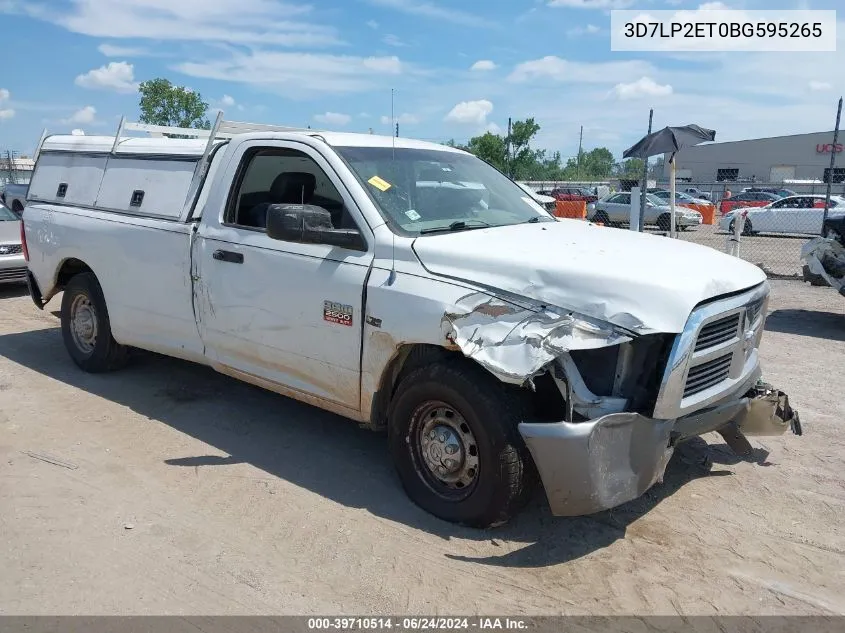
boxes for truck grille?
[652,282,770,420]
[0,266,27,281]
[694,313,740,352]
[684,353,733,397]
[0,243,23,255]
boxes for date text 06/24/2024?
[307,617,528,630]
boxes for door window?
[226,148,359,233]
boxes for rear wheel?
[657,213,671,231]
[388,361,535,527]
[729,218,754,236]
[61,273,128,372]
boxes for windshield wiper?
[419,220,492,234]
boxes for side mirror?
[266,203,366,251]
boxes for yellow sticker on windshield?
[368,175,392,192]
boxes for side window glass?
[227,148,358,233]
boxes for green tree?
[617,158,645,178]
[138,78,211,130]
[465,132,507,172]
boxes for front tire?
[61,272,128,372]
[657,213,671,231]
[388,362,534,527]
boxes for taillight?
[20,221,29,262]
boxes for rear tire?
[729,218,754,236]
[657,213,671,231]
[387,361,535,528]
[61,272,128,373]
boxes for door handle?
[213,249,244,264]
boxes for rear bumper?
[518,381,801,517]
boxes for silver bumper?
[518,381,801,517]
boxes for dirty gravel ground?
[0,280,843,615]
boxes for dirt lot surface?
[0,280,843,616]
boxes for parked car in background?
[683,187,711,201]
[718,195,845,235]
[515,182,558,214]
[546,187,598,203]
[588,192,702,230]
[0,201,27,285]
[741,187,796,199]
[651,190,711,208]
[720,191,780,215]
[1,182,28,216]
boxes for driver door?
[194,141,374,410]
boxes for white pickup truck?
[21,117,801,527]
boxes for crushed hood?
[413,219,766,334]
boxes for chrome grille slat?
[684,353,733,397]
[694,313,740,352]
[0,267,27,280]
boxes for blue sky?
[0,0,842,162]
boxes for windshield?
[646,194,666,206]
[0,203,18,221]
[336,146,555,235]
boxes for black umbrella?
[623,124,716,237]
[622,124,716,159]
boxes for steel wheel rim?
[409,401,480,500]
[69,293,98,355]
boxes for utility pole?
[637,109,654,232]
[577,125,583,182]
[506,117,513,178]
[822,97,843,231]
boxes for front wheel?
[592,210,610,225]
[657,213,671,231]
[388,362,535,527]
[61,272,128,372]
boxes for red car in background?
[720,191,780,215]
[540,187,599,204]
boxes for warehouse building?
[663,130,844,184]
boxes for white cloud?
[0,88,9,102]
[470,60,497,71]
[445,99,494,125]
[362,56,402,73]
[71,129,86,136]
[367,19,379,29]
[97,43,151,57]
[0,108,14,120]
[64,105,97,124]
[613,76,673,100]
[75,61,138,93]
[220,94,236,107]
[176,51,403,95]
[486,122,502,134]
[697,1,731,9]
[509,56,654,84]
[366,0,494,27]
[568,23,601,36]
[380,112,420,125]
[549,0,634,8]
[17,0,341,48]
[382,34,406,47]
[314,111,352,126]
[809,81,832,91]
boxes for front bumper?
[0,254,27,285]
[518,381,801,517]
[678,215,703,226]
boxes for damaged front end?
[442,283,802,517]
